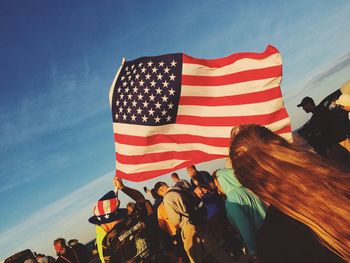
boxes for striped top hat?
[88,191,128,225]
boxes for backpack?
[167,188,207,226]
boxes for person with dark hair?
[229,124,350,262]
[171,172,191,190]
[88,178,157,263]
[36,254,55,263]
[67,239,78,248]
[67,239,89,263]
[297,96,335,156]
[36,254,48,263]
[53,238,80,263]
[186,165,214,190]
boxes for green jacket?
[217,168,266,255]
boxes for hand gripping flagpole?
[109,57,126,108]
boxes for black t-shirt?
[102,202,156,263]
[56,247,79,263]
[257,206,345,263]
[72,243,89,263]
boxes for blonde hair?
[229,124,350,261]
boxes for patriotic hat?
[88,191,128,225]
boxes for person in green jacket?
[213,168,266,256]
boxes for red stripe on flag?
[275,125,292,135]
[179,86,282,106]
[176,108,289,126]
[116,150,225,164]
[182,65,282,86]
[183,45,278,67]
[116,155,223,182]
[114,133,229,147]
[109,198,117,213]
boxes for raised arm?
[113,177,145,202]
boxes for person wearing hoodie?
[213,168,266,256]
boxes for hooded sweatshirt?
[217,168,266,255]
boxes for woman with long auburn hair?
[229,124,350,263]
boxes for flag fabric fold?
[110,45,291,182]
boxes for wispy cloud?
[0,171,113,260]
[0,57,112,152]
[305,53,350,89]
[0,112,112,194]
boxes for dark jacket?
[102,187,157,263]
[72,243,89,263]
[55,247,80,263]
[257,206,345,263]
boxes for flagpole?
[109,57,126,108]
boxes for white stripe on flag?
[177,98,283,117]
[115,142,228,156]
[182,53,282,76]
[113,117,291,138]
[116,159,198,173]
[181,77,282,97]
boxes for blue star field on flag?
[112,54,182,126]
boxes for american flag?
[110,45,291,181]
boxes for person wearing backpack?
[154,182,249,263]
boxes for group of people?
[22,239,88,263]
[87,125,350,262]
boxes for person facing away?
[154,181,249,263]
[170,172,191,190]
[67,239,90,263]
[229,124,350,263]
[88,178,157,263]
[53,238,80,263]
[213,168,266,256]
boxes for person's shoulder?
[164,187,183,201]
[74,242,86,248]
[166,187,182,195]
[315,105,332,115]
[55,257,64,263]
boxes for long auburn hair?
[229,124,350,261]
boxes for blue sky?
[1,0,350,259]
